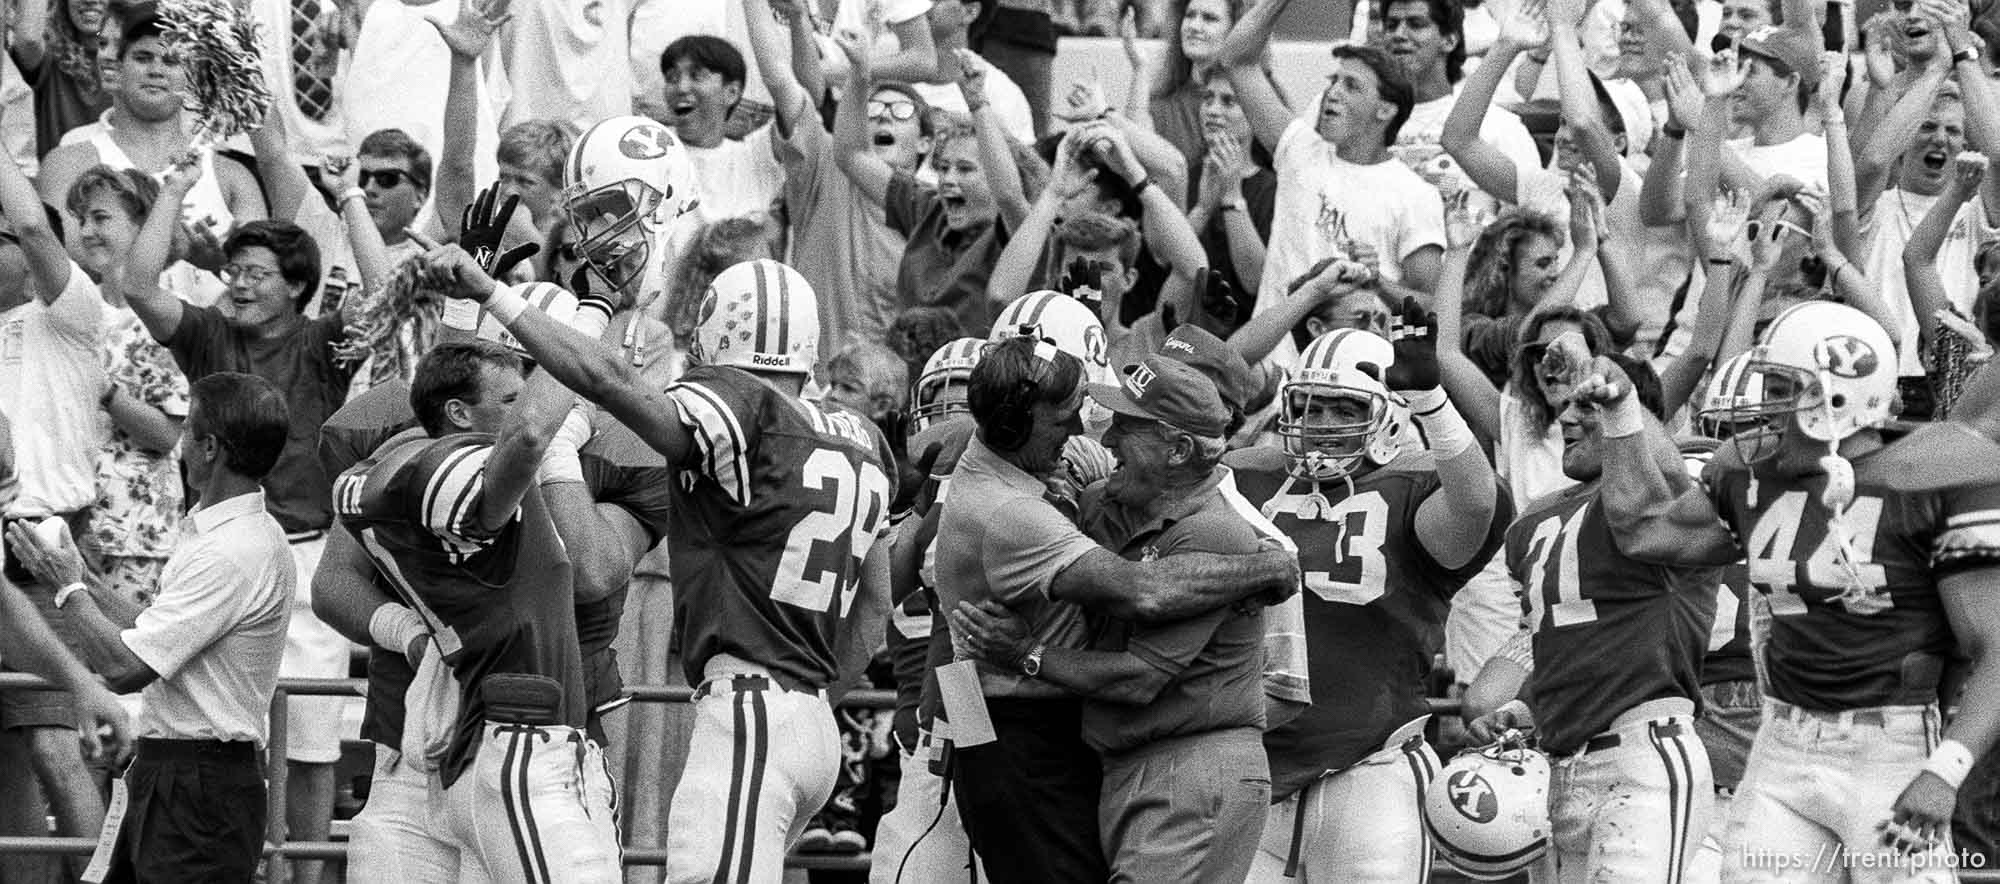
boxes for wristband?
[367,604,429,656]
[1926,739,1976,789]
[1954,45,1980,66]
[1130,176,1154,198]
[1220,200,1247,213]
[485,283,531,324]
[1660,122,1687,140]
[442,297,483,332]
[1600,395,1646,439]
[53,582,88,610]
[568,298,614,338]
[340,187,367,205]
[553,402,594,451]
[1406,388,1477,459]
[537,439,586,485]
[1707,257,1735,267]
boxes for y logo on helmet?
[619,125,676,160]
[1446,770,1499,823]
[1084,324,1108,368]
[1818,335,1880,379]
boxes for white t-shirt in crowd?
[911,58,1038,146]
[1497,387,1576,513]
[1253,118,1447,369]
[344,0,508,192]
[686,125,788,225]
[502,0,636,130]
[1729,133,1829,191]
[122,491,292,746]
[1863,188,1992,376]
[1518,160,1691,345]
[632,0,773,112]
[1394,88,1542,216]
[0,264,108,516]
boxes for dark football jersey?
[1228,447,1508,800]
[1507,484,1718,755]
[664,366,897,690]
[1705,451,2000,710]
[574,416,677,715]
[1680,444,1755,686]
[318,380,419,748]
[334,430,587,786]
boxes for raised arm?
[1224,258,1371,363]
[425,0,510,243]
[1389,299,1503,570]
[863,8,939,85]
[9,0,52,71]
[122,159,199,342]
[1436,208,1505,439]
[831,31,895,206]
[1640,58,1704,227]
[248,106,316,222]
[1103,108,1190,206]
[1217,0,1297,153]
[956,50,1030,230]
[1938,0,2000,226]
[745,0,817,131]
[1579,357,1742,565]
[1904,153,1985,352]
[1817,54,1861,257]
[1443,6,1545,204]
[0,109,72,300]
[422,243,693,466]
[1051,546,1300,623]
[1858,60,1948,218]
[1546,0,1623,197]
[1660,208,1748,415]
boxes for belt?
[1768,699,1927,729]
[692,673,813,702]
[135,738,259,763]
[1580,720,1684,755]
[287,529,327,545]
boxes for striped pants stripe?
[1539,714,1713,884]
[444,722,622,884]
[1248,732,1440,883]
[666,684,839,884]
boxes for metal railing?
[4,674,1996,883]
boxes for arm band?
[1600,396,1646,439]
[1926,739,1976,789]
[486,284,531,326]
[1405,388,1476,460]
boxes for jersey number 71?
[773,449,891,616]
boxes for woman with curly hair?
[1458,207,1567,387]
[12,0,114,157]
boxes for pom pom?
[159,0,273,142]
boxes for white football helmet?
[1279,329,1403,480]
[990,290,1112,386]
[912,337,985,432]
[1735,302,1896,456]
[563,116,697,295]
[1697,351,1783,463]
[1426,739,1553,881]
[476,283,584,360]
[691,260,820,376]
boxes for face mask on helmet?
[1278,382,1387,480]
[1712,359,1814,464]
[567,180,669,294]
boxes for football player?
[447,255,899,883]
[1697,303,2000,881]
[1467,352,1726,883]
[332,331,624,882]
[561,115,699,307]
[1233,312,1506,883]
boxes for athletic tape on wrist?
[1407,388,1475,459]
[1927,739,1975,789]
[537,439,585,485]
[486,284,531,326]
[442,297,482,332]
[553,404,593,451]
[368,604,429,655]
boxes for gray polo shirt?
[935,434,1101,698]
[1078,470,1269,755]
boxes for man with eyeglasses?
[121,153,364,865]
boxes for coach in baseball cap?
[953,353,1276,881]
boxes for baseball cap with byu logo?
[1088,355,1229,438]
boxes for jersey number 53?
[773,449,891,616]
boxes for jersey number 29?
[774,449,891,616]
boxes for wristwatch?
[1019,643,1046,678]
[1953,45,1981,67]
[1220,200,1247,213]
[53,582,88,610]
